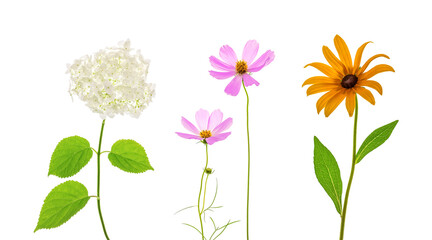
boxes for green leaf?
[108,139,153,173]
[313,136,343,215]
[355,120,398,164]
[34,181,90,232]
[48,136,93,178]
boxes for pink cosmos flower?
[176,109,233,145]
[209,40,275,96]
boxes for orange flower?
[303,35,394,117]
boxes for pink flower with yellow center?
[176,109,233,145]
[209,40,275,96]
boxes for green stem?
[97,119,110,240]
[197,143,209,240]
[339,95,359,240]
[201,173,210,214]
[242,80,251,240]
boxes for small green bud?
[205,168,214,174]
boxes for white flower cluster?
[67,40,154,119]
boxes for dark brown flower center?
[236,60,248,74]
[199,130,212,138]
[341,74,358,89]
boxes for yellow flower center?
[341,74,358,89]
[199,130,212,138]
[236,60,248,75]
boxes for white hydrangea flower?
[67,39,155,119]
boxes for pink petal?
[209,56,235,71]
[209,70,236,79]
[224,75,242,96]
[208,109,223,131]
[181,117,199,134]
[213,117,233,135]
[248,50,275,72]
[242,74,260,87]
[219,45,238,66]
[195,109,210,130]
[206,132,231,145]
[242,40,259,64]
[176,132,202,140]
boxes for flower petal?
[322,46,347,75]
[324,89,347,117]
[195,109,210,130]
[210,56,235,71]
[352,41,372,74]
[209,70,236,80]
[334,35,353,71]
[208,109,223,131]
[242,74,260,87]
[219,45,238,66]
[304,62,342,79]
[181,117,200,134]
[206,132,231,145]
[176,132,202,140]
[345,89,356,117]
[316,88,341,114]
[357,80,383,95]
[212,117,233,135]
[359,64,394,81]
[242,40,259,64]
[224,75,242,96]
[249,50,275,71]
[302,76,339,87]
[306,83,339,96]
[354,86,375,105]
[357,55,391,76]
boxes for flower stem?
[200,173,210,214]
[97,119,110,240]
[339,95,359,240]
[197,143,209,240]
[242,80,251,240]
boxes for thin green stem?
[97,119,110,240]
[242,80,251,240]
[201,173,210,214]
[339,95,359,240]
[197,143,209,240]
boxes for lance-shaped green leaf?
[108,139,153,173]
[313,136,343,215]
[355,120,398,164]
[48,136,93,178]
[34,181,90,232]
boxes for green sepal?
[356,120,398,164]
[48,136,93,178]
[108,139,153,173]
[34,181,90,232]
[313,136,343,215]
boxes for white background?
[0,0,430,239]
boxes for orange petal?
[354,86,375,105]
[357,80,383,95]
[352,41,372,74]
[345,89,356,117]
[307,83,339,96]
[359,64,395,81]
[316,88,341,114]
[324,89,347,117]
[357,54,390,75]
[305,62,342,79]
[334,35,353,72]
[302,76,339,87]
[322,46,347,75]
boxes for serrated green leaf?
[355,120,398,164]
[48,136,93,178]
[108,139,153,173]
[34,181,90,232]
[313,136,343,215]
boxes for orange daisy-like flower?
[303,35,394,117]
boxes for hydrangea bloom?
[209,40,275,96]
[67,40,155,119]
[176,109,233,145]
